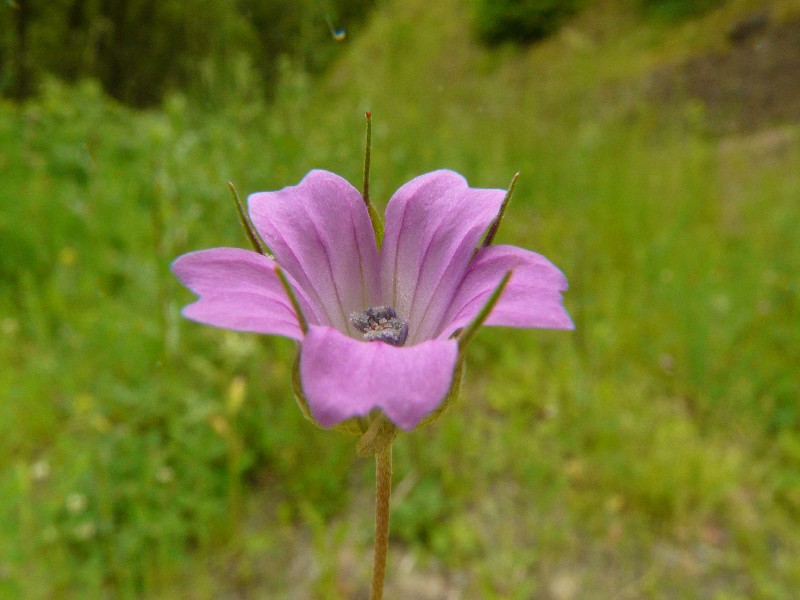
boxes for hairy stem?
[369,442,392,600]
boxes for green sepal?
[412,272,511,430]
[367,203,384,249]
[291,351,364,435]
[290,350,314,423]
[275,266,309,335]
[481,172,519,249]
[362,111,385,249]
[228,181,269,256]
[415,357,466,429]
[456,270,512,356]
[356,412,398,458]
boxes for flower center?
[349,306,409,347]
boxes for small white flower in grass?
[66,493,87,514]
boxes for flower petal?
[381,171,506,344]
[299,325,459,430]
[248,170,380,335]
[440,244,574,337]
[172,247,315,340]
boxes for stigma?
[349,306,409,347]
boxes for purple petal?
[172,247,315,340]
[299,325,459,430]
[381,171,505,344]
[248,170,380,335]
[440,245,574,337]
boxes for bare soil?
[651,11,800,134]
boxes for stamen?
[350,306,409,347]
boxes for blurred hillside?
[2,0,800,598]
[0,0,377,105]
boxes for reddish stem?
[369,443,392,600]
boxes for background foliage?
[2,0,800,597]
[636,0,724,20]
[470,0,585,44]
[0,0,376,104]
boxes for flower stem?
[369,442,392,600]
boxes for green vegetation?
[471,0,584,44]
[637,0,724,20]
[2,0,800,597]
[0,0,375,104]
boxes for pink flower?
[172,170,572,431]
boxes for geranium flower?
[172,169,572,432]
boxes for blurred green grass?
[1,0,800,597]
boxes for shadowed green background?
[1,0,799,597]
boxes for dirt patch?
[650,11,800,134]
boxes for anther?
[350,306,409,347]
